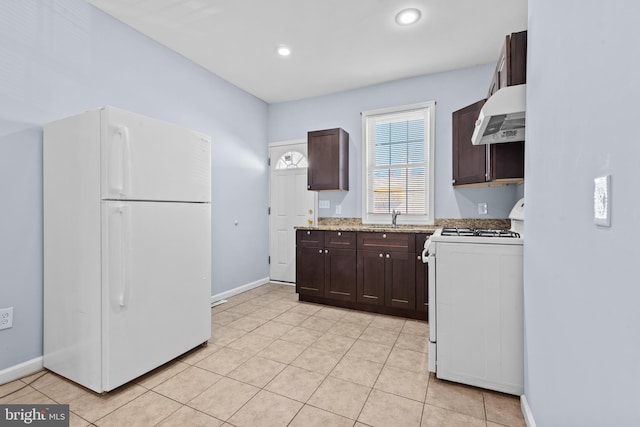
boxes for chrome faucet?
[391,209,401,227]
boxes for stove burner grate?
[440,227,520,238]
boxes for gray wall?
[525,0,640,425]
[0,1,268,371]
[268,66,521,220]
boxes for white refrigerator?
[43,106,212,393]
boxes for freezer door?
[102,201,211,392]
[101,107,211,202]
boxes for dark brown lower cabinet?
[384,250,416,310]
[324,248,356,301]
[296,230,356,301]
[415,234,429,314]
[297,229,428,320]
[356,250,386,306]
[357,250,416,310]
[296,246,325,297]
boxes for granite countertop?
[296,217,511,234]
[296,224,438,233]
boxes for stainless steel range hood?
[471,84,526,145]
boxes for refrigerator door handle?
[115,205,131,308]
[110,126,131,198]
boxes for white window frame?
[361,101,435,225]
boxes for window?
[362,101,435,225]
[275,151,308,169]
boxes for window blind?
[365,108,429,216]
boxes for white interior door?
[269,141,317,283]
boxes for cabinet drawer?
[297,229,324,247]
[357,232,415,252]
[324,231,356,249]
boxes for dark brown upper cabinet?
[452,100,488,186]
[452,30,526,187]
[488,31,527,98]
[307,128,349,191]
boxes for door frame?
[268,139,318,283]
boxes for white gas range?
[421,199,524,395]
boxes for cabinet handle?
[307,231,311,235]
[337,232,341,236]
[386,254,390,259]
[379,253,383,258]
[383,234,386,238]
[318,249,323,253]
[417,255,421,260]
[325,249,329,254]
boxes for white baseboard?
[210,276,270,305]
[268,280,295,287]
[0,357,44,385]
[521,394,537,427]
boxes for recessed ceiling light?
[277,46,291,57]
[395,8,422,26]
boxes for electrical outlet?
[0,307,13,330]
[478,203,488,215]
[335,204,342,215]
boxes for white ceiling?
[87,0,528,103]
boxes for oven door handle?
[427,251,436,343]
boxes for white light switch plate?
[594,175,611,226]
[319,200,330,209]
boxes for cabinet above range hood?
[471,84,526,145]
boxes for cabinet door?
[307,128,349,191]
[384,251,416,310]
[357,250,385,305]
[452,100,487,186]
[490,142,525,181]
[296,246,325,296]
[415,254,429,313]
[508,31,527,86]
[415,234,429,313]
[324,248,356,302]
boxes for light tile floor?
[0,283,526,427]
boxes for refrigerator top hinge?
[268,157,271,166]
[268,206,271,215]
[268,256,271,264]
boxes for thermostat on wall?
[593,175,611,227]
